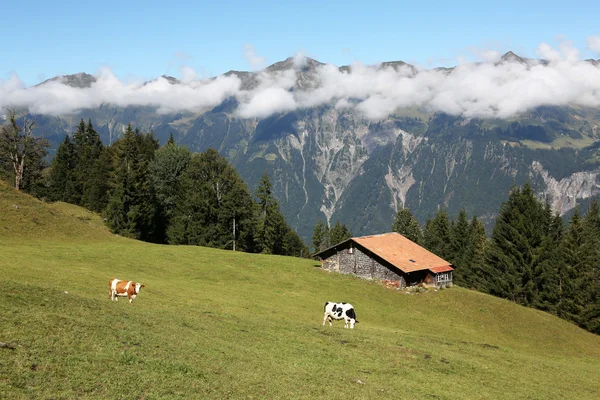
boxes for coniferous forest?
[384,186,600,335]
[1,116,599,334]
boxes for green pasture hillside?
[1,182,599,399]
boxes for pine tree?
[450,208,470,283]
[86,145,113,213]
[312,220,327,253]
[484,183,547,305]
[532,212,564,313]
[65,120,87,204]
[579,199,600,332]
[557,207,586,323]
[392,208,423,244]
[167,132,176,145]
[253,171,291,255]
[78,120,104,208]
[283,229,310,258]
[47,135,78,202]
[105,124,160,241]
[461,215,488,290]
[149,139,192,241]
[329,221,352,245]
[422,209,452,261]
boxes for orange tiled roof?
[352,232,453,273]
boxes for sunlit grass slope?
[1,181,599,399]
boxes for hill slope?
[1,183,599,399]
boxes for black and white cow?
[323,302,358,329]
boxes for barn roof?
[315,232,453,274]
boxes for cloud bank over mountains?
[1,39,600,120]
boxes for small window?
[348,247,354,254]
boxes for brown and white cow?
[109,278,145,304]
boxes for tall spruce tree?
[580,199,600,333]
[460,215,488,290]
[557,207,587,323]
[64,120,87,204]
[256,171,286,254]
[450,208,470,283]
[47,135,78,202]
[532,211,564,313]
[254,172,289,254]
[149,139,192,242]
[312,220,327,253]
[77,120,104,208]
[484,183,547,305]
[392,208,423,244]
[105,124,159,241]
[86,145,113,212]
[422,209,452,261]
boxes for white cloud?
[179,66,198,83]
[2,40,600,121]
[0,67,242,116]
[587,36,600,54]
[237,87,296,118]
[292,51,307,69]
[235,69,298,118]
[244,44,266,70]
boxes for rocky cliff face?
[531,161,600,214]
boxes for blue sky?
[1,0,599,86]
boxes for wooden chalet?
[313,232,453,289]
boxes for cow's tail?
[324,301,329,312]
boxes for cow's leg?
[323,314,328,326]
[328,316,333,326]
[344,318,349,328]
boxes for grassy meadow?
[1,180,600,399]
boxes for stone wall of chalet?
[321,246,405,286]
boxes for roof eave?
[312,238,355,259]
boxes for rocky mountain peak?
[499,51,527,64]
[37,72,97,88]
[265,56,324,73]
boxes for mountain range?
[17,52,600,241]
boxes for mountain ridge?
[12,52,600,241]
[35,51,599,89]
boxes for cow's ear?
[141,285,145,288]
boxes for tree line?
[345,184,598,335]
[0,115,308,257]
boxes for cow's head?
[135,283,145,293]
[346,308,358,329]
